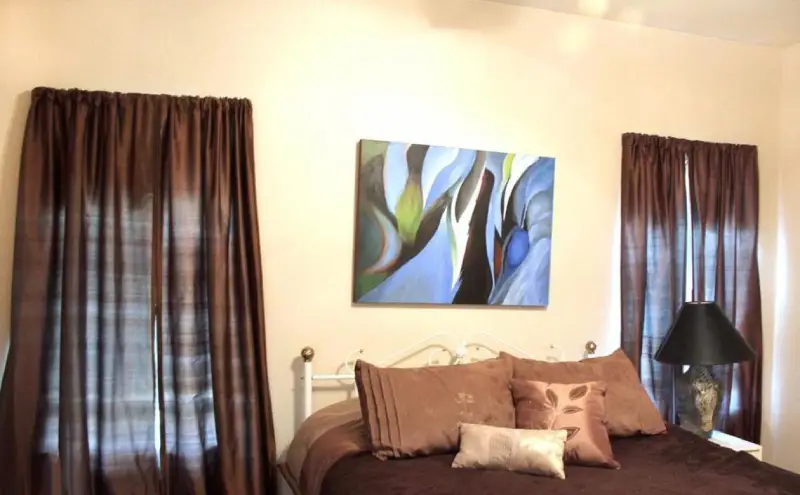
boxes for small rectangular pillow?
[452,423,567,480]
[512,379,620,469]
[354,357,514,459]
[501,349,666,437]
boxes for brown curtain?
[620,133,687,421]
[688,142,762,443]
[0,87,276,494]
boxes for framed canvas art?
[352,139,556,307]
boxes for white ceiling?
[486,0,800,47]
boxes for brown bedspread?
[321,425,800,495]
[279,399,370,495]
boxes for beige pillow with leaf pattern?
[452,423,567,479]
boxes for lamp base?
[675,365,722,438]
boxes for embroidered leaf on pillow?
[563,426,580,441]
[561,405,584,415]
[546,389,558,408]
[568,385,588,401]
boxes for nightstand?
[709,430,762,461]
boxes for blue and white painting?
[353,139,556,307]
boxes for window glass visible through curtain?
[40,203,158,460]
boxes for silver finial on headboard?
[301,346,316,362]
[585,341,597,356]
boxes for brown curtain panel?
[620,133,687,421]
[0,88,276,494]
[688,142,762,443]
[159,96,276,493]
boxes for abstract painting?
[352,139,556,307]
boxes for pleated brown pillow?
[354,358,514,459]
[512,379,620,469]
[501,349,666,437]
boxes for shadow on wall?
[764,164,800,472]
[0,91,31,377]
[604,198,622,352]
[420,0,517,31]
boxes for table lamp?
[655,301,755,438]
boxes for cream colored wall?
[770,43,800,472]
[0,0,784,465]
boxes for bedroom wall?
[771,43,800,473]
[0,0,783,466]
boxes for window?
[40,196,217,465]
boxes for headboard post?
[301,347,315,419]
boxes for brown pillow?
[354,357,514,459]
[512,379,619,469]
[452,423,567,479]
[501,349,666,437]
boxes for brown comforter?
[281,400,800,495]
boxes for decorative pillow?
[452,423,567,480]
[511,379,620,469]
[501,349,666,437]
[354,357,514,459]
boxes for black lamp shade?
[655,301,756,366]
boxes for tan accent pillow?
[512,379,620,469]
[354,357,514,459]
[452,423,567,480]
[501,349,666,437]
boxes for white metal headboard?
[298,334,598,420]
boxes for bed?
[280,334,800,495]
